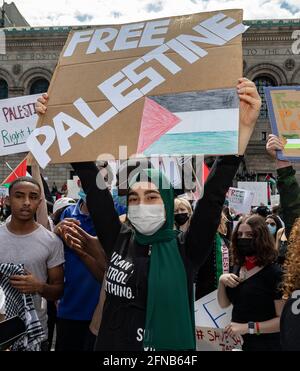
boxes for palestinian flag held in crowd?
[265,174,277,205]
[1,159,29,188]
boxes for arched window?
[0,79,8,100]
[253,76,277,119]
[30,78,49,95]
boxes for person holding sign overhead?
[36,77,261,351]
[265,134,300,350]
[217,133,300,351]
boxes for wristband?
[255,322,260,335]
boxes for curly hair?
[231,215,277,266]
[283,218,300,298]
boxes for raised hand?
[62,223,105,259]
[35,93,49,115]
[61,223,106,281]
[238,77,261,128]
[266,134,291,169]
[237,77,262,155]
[266,134,285,160]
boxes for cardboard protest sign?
[265,86,300,161]
[1,158,28,186]
[27,9,247,168]
[237,182,268,206]
[67,176,80,199]
[194,290,232,328]
[0,94,40,156]
[227,187,254,215]
[271,194,280,207]
[196,326,243,351]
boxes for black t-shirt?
[281,296,300,351]
[226,264,283,351]
[72,157,242,351]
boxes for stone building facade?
[243,19,300,182]
[0,17,300,187]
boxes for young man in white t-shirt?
[0,177,64,346]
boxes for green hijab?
[129,169,195,350]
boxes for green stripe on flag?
[285,144,300,149]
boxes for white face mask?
[128,204,166,236]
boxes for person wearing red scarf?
[217,215,284,351]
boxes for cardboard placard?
[27,10,247,168]
[237,182,268,206]
[227,187,254,215]
[0,94,40,156]
[196,326,243,351]
[265,86,300,161]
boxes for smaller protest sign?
[237,182,268,206]
[0,94,40,156]
[196,326,243,351]
[265,86,300,161]
[270,194,280,207]
[67,176,80,199]
[194,289,232,328]
[227,187,254,215]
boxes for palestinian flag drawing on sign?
[1,159,29,188]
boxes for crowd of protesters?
[0,78,300,351]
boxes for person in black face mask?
[174,198,192,232]
[217,215,284,351]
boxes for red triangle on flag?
[1,159,27,185]
[137,98,181,153]
[203,163,210,182]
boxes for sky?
[5,0,300,27]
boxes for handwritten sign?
[27,10,247,168]
[0,94,40,156]
[196,326,243,351]
[194,290,232,328]
[237,182,268,206]
[265,86,300,161]
[227,187,254,215]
